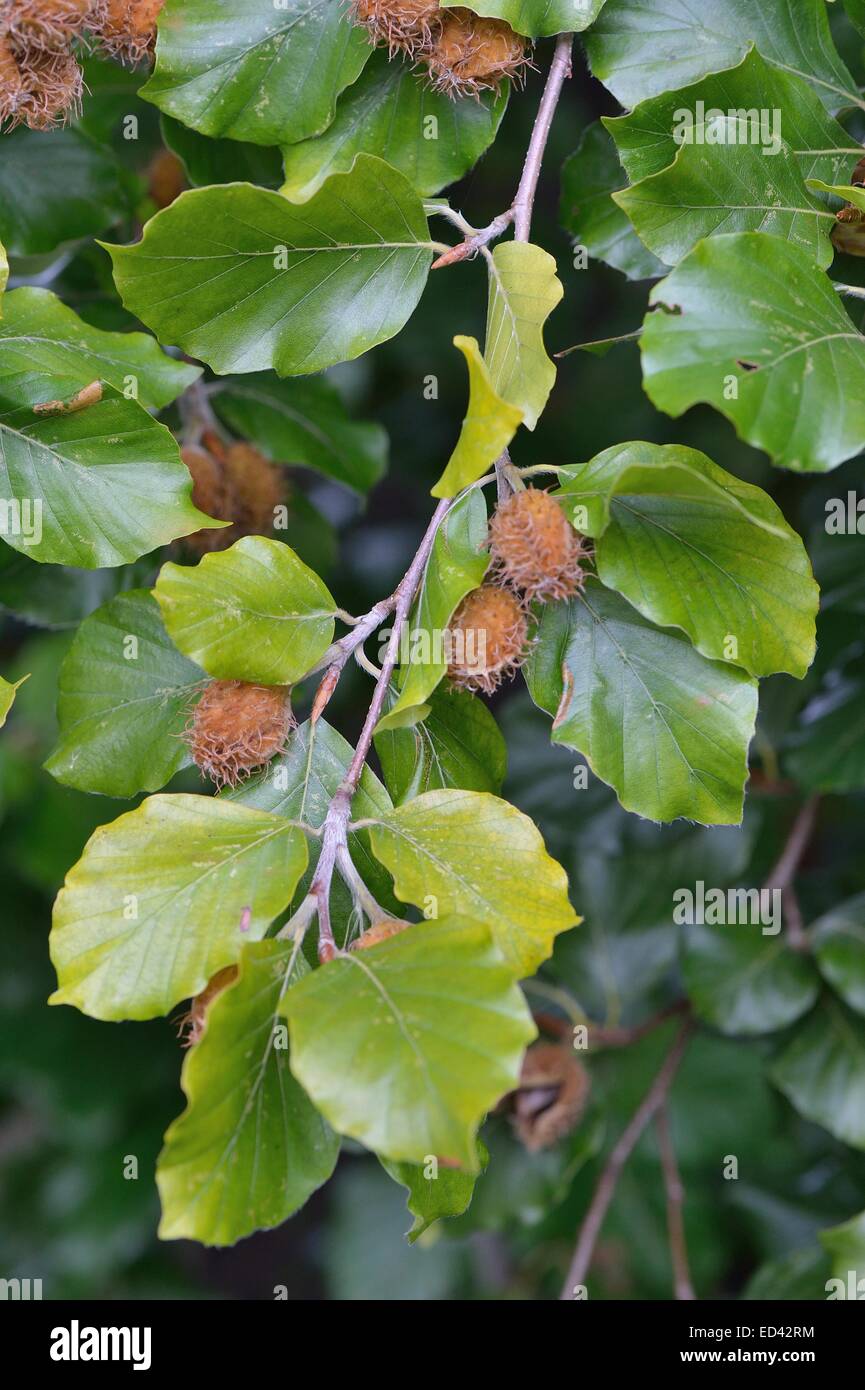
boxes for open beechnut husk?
[0,0,164,129]
[349,0,531,98]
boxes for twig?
[280,499,453,957]
[763,794,820,951]
[656,1104,696,1301]
[559,1018,694,1300]
[431,210,515,269]
[431,33,574,266]
[513,34,574,242]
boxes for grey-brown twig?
[431,32,574,266]
[559,1018,694,1300]
[280,498,453,957]
[513,33,573,241]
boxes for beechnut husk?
[0,0,163,129]
[0,1,529,131]
[184,488,589,793]
[352,0,530,97]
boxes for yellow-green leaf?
[367,788,578,976]
[0,672,27,727]
[431,335,523,498]
[154,535,337,685]
[157,941,338,1245]
[485,241,562,429]
[49,794,308,1021]
[282,917,536,1167]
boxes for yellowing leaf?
[485,241,563,429]
[431,335,523,498]
[367,789,578,976]
[0,672,27,727]
[49,795,308,1021]
[154,535,337,685]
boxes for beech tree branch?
[281,499,453,957]
[559,1018,695,1300]
[656,1103,696,1301]
[279,36,576,960]
[763,794,820,952]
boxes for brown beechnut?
[188,680,296,791]
[6,0,98,49]
[349,1,528,99]
[0,0,162,130]
[422,8,529,98]
[489,487,588,602]
[181,433,285,554]
[509,1042,591,1151]
[350,0,439,57]
[147,147,186,209]
[446,582,529,695]
[351,919,412,951]
[176,965,238,1047]
[96,0,164,65]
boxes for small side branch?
[763,794,820,952]
[656,1104,696,1301]
[560,1018,694,1300]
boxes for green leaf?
[228,718,396,945]
[0,126,125,256]
[211,373,387,494]
[0,546,130,629]
[281,50,508,202]
[106,157,433,377]
[770,996,865,1150]
[0,287,200,412]
[642,232,865,473]
[525,580,758,826]
[585,0,859,113]
[811,894,865,1017]
[556,441,818,678]
[605,48,860,187]
[485,241,563,429]
[367,788,577,975]
[430,335,523,498]
[376,685,507,803]
[154,536,337,686]
[141,0,370,146]
[382,1140,489,1243]
[442,0,607,38]
[821,1209,865,1288]
[807,177,865,210]
[160,115,284,189]
[283,918,536,1167]
[0,390,217,568]
[376,491,489,731]
[560,122,667,282]
[50,793,309,1021]
[45,591,204,798]
[157,940,339,1246]
[744,1247,832,1301]
[613,116,836,270]
[681,923,819,1036]
[0,672,27,728]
